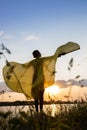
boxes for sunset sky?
[0,0,87,96]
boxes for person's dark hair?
[32,50,41,58]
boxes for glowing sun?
[45,85,60,95]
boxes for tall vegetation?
[0,102,87,130]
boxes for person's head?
[32,50,41,58]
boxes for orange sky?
[0,85,87,102]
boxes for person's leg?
[35,99,38,112]
[40,91,44,112]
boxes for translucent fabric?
[3,42,80,99]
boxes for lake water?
[0,103,75,117]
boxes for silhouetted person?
[32,50,44,112]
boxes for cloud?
[0,81,12,92]
[55,79,87,88]
[25,34,39,41]
[0,31,4,36]
[4,34,12,40]
[0,30,12,40]
[55,80,67,88]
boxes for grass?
[0,102,87,130]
